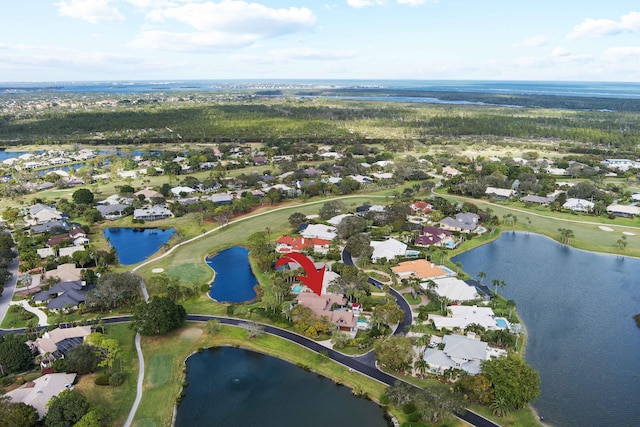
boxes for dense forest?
[1,90,640,155]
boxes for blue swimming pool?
[440,266,456,276]
[495,318,509,329]
[291,285,303,293]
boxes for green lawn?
[72,323,138,427]
[147,354,171,387]
[0,307,37,329]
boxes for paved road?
[0,254,19,324]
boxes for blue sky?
[2,1,640,82]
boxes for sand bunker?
[180,328,203,340]
[151,268,164,273]
[623,231,636,236]
[599,226,614,232]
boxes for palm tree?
[492,279,501,295]
[490,396,510,417]
[414,359,429,378]
[454,261,463,274]
[477,271,486,284]
[506,299,517,321]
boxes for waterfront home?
[439,212,479,233]
[29,325,92,361]
[370,238,407,263]
[295,292,358,336]
[422,332,502,375]
[133,205,172,221]
[428,277,479,302]
[5,373,78,418]
[97,203,130,220]
[46,227,89,247]
[31,220,69,235]
[392,259,449,281]
[414,226,454,247]
[43,263,84,283]
[429,305,500,331]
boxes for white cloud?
[397,0,437,5]
[567,11,640,40]
[132,1,316,51]
[519,35,549,48]
[55,0,125,24]
[234,47,357,64]
[602,46,640,61]
[551,47,571,58]
[346,0,387,8]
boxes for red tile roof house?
[295,292,358,335]
[275,236,331,254]
[409,201,434,215]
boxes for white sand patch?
[623,231,636,236]
[599,226,614,232]
[180,327,203,340]
[151,268,164,273]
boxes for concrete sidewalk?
[9,300,49,326]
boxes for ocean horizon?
[2,79,640,99]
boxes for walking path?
[123,334,143,427]
[0,255,19,324]
[8,300,48,326]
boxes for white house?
[485,187,516,200]
[5,373,77,418]
[133,205,172,221]
[423,333,497,375]
[370,238,407,263]
[27,204,63,224]
[606,204,640,218]
[563,198,594,212]
[299,224,338,241]
[171,186,196,197]
[430,277,480,302]
[429,305,501,331]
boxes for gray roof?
[443,334,488,361]
[97,204,129,215]
[31,220,69,234]
[423,349,456,369]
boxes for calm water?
[175,347,389,427]
[104,227,175,265]
[3,80,640,99]
[453,232,640,427]
[207,246,257,303]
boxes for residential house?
[57,246,85,258]
[442,166,461,176]
[134,187,163,200]
[295,292,358,335]
[171,186,196,198]
[428,277,480,302]
[521,194,555,205]
[275,236,331,254]
[33,280,93,311]
[97,203,130,220]
[27,204,63,224]
[563,198,594,212]
[485,187,516,200]
[392,260,450,281]
[370,238,407,263]
[30,326,92,359]
[348,175,374,185]
[409,201,434,215]
[133,205,172,221]
[43,263,83,283]
[327,213,353,226]
[429,305,502,331]
[414,226,454,247]
[606,204,640,218]
[46,228,89,248]
[439,212,480,233]
[299,224,338,241]
[5,373,78,419]
[31,220,69,235]
[423,333,505,375]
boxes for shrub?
[94,374,110,386]
[407,412,420,422]
[379,395,390,404]
[402,403,416,414]
[109,372,126,387]
[200,283,210,292]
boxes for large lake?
[175,347,389,427]
[207,246,257,303]
[453,232,640,427]
[104,227,175,265]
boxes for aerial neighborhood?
[0,105,638,426]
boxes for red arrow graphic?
[275,252,325,296]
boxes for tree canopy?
[71,188,94,205]
[44,389,91,427]
[130,296,186,336]
[481,353,540,410]
[0,397,39,427]
[87,272,141,311]
[374,335,413,373]
[0,335,32,374]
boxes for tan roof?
[392,259,447,279]
[35,326,92,354]
[135,187,163,199]
[44,263,83,282]
[5,373,77,418]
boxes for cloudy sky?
[2,0,640,82]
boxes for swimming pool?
[291,285,303,293]
[444,241,457,249]
[440,266,456,276]
[495,317,509,329]
[405,250,420,257]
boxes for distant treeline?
[1,96,640,153]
